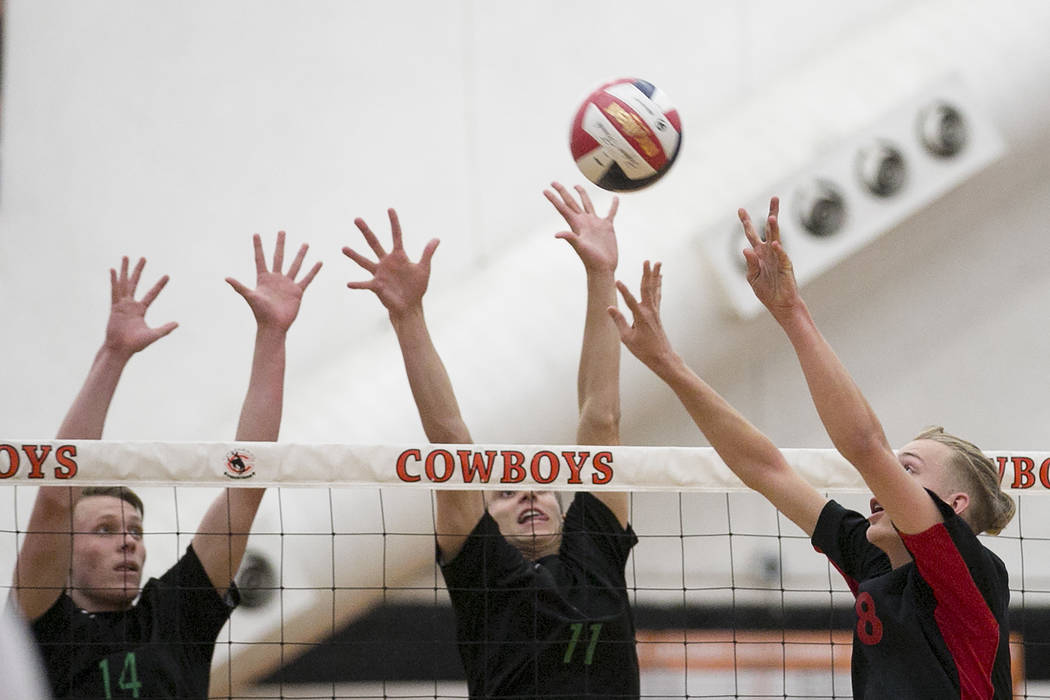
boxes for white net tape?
[3,440,1050,492]
[4,442,1050,698]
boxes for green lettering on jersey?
[98,652,142,698]
[563,622,603,666]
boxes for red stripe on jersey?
[814,546,861,597]
[901,523,999,700]
[587,89,668,170]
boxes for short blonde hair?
[914,426,1014,535]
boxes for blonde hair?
[914,426,1014,535]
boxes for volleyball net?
[3,440,1049,699]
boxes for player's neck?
[69,588,136,613]
[876,539,913,569]
[516,536,561,562]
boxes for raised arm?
[58,258,179,439]
[192,232,321,594]
[13,258,178,619]
[544,182,628,526]
[742,197,940,534]
[610,261,826,535]
[343,209,483,560]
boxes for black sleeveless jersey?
[441,492,639,699]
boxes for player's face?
[486,490,563,558]
[70,495,146,612]
[896,439,959,497]
[866,439,960,556]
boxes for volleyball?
[569,77,682,192]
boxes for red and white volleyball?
[570,78,682,192]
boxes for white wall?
[5,0,1048,451]
[6,0,1016,447]
[4,0,1050,692]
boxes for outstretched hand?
[343,208,439,319]
[608,261,676,372]
[544,182,619,273]
[105,256,178,358]
[226,231,322,332]
[740,196,800,315]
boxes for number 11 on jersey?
[563,622,603,665]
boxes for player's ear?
[946,491,970,517]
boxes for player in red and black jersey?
[813,478,1011,698]
[610,197,1014,699]
[12,235,320,698]
[344,183,639,698]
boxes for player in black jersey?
[344,183,639,698]
[610,197,1015,699]
[11,234,321,699]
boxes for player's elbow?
[739,454,794,492]
[834,429,892,467]
[426,417,472,444]
[576,402,621,445]
[32,486,78,518]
